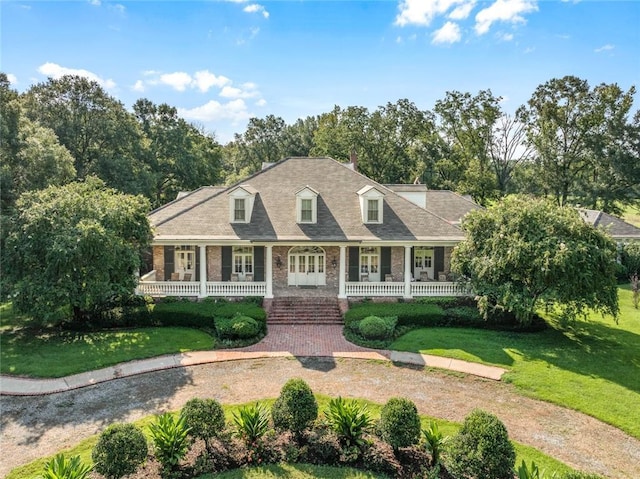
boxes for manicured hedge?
[215,315,262,340]
[345,303,445,328]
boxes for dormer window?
[228,185,257,224]
[296,186,318,224]
[234,198,246,222]
[357,185,385,224]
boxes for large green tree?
[0,74,75,211]
[133,99,222,206]
[22,75,147,196]
[517,75,639,211]
[434,90,501,204]
[452,195,619,325]
[5,177,151,325]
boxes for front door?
[414,247,434,281]
[175,246,196,280]
[359,247,380,282]
[288,246,326,286]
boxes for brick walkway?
[237,324,382,356]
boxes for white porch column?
[338,246,347,298]
[265,245,273,299]
[404,245,412,299]
[199,245,207,298]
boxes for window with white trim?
[233,246,253,279]
[357,185,384,224]
[295,186,318,224]
[234,198,245,222]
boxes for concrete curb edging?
[0,350,506,396]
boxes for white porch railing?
[136,281,200,297]
[344,281,470,297]
[206,281,266,297]
[136,281,267,297]
[345,281,405,297]
[411,281,470,296]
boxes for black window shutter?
[348,246,359,281]
[381,247,391,278]
[221,246,232,281]
[254,246,265,281]
[410,247,415,277]
[435,247,445,277]
[195,246,201,281]
[164,246,175,280]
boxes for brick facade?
[153,246,164,281]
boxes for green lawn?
[6,396,574,479]
[0,325,214,377]
[391,286,640,439]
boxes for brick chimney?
[350,149,358,172]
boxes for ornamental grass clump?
[92,423,147,479]
[149,412,191,479]
[324,396,373,456]
[39,453,92,479]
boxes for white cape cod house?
[137,157,482,300]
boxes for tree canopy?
[5,177,152,325]
[451,195,619,325]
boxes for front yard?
[391,286,640,439]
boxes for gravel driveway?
[2,357,639,478]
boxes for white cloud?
[178,99,251,124]
[595,44,614,53]
[432,21,462,44]
[7,73,18,85]
[395,0,470,27]
[500,32,514,41]
[449,1,475,20]
[111,3,126,14]
[37,62,116,89]
[220,84,260,99]
[243,4,269,18]
[88,0,101,5]
[159,72,193,91]
[255,99,267,107]
[475,0,538,35]
[193,70,231,92]
[132,80,145,92]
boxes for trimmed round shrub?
[271,378,318,438]
[446,409,515,479]
[359,315,396,340]
[379,397,421,449]
[216,315,261,339]
[182,397,225,450]
[92,423,148,479]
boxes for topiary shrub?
[182,397,226,453]
[379,397,421,450]
[446,409,515,479]
[92,423,147,479]
[215,314,260,340]
[358,315,397,340]
[271,378,318,440]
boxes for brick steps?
[268,297,343,325]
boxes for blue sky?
[2,0,639,143]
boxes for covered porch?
[136,242,469,299]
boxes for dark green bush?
[271,378,318,439]
[214,302,266,322]
[415,296,461,308]
[446,409,515,479]
[182,398,226,453]
[149,300,216,328]
[345,303,445,328]
[378,397,421,450]
[358,315,397,340]
[215,315,261,340]
[444,306,483,325]
[92,423,148,479]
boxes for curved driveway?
[2,357,639,478]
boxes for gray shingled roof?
[150,157,465,242]
[578,209,640,240]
